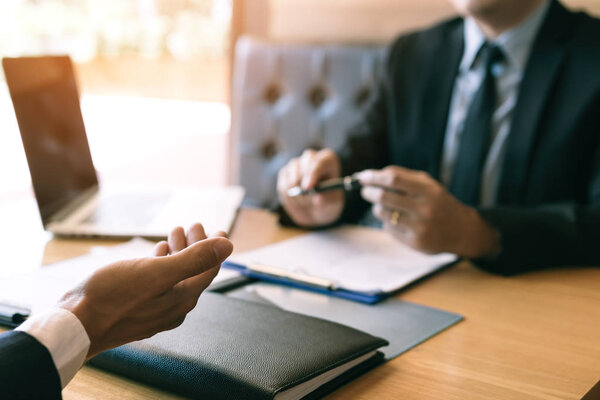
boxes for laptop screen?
[2,56,98,225]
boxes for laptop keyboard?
[83,193,170,227]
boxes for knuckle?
[319,148,336,161]
[168,315,186,330]
[286,158,299,171]
[372,204,384,218]
[320,148,333,156]
[378,190,390,204]
[183,296,199,313]
[416,170,430,180]
[418,204,433,220]
[301,149,316,159]
[384,174,395,187]
[430,183,443,197]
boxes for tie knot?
[477,42,505,68]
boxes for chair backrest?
[230,37,386,207]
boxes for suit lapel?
[497,0,576,204]
[419,22,464,179]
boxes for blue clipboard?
[222,261,386,304]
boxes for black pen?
[287,176,362,197]
[0,303,30,328]
[287,174,408,197]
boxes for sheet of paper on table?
[228,225,458,294]
[0,238,240,314]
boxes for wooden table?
[2,208,599,399]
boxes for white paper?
[228,225,457,294]
[0,238,239,314]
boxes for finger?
[279,158,302,194]
[312,190,343,208]
[361,186,419,212]
[187,223,207,245]
[168,226,187,253]
[175,264,221,298]
[156,237,233,287]
[299,149,317,186]
[372,204,413,228]
[301,149,339,190]
[154,241,169,257]
[212,230,228,238]
[356,167,431,196]
[277,159,299,193]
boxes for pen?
[287,174,407,197]
[0,303,30,328]
[287,175,362,197]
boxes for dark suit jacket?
[339,0,600,275]
[0,331,62,399]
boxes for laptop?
[2,56,244,239]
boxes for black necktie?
[450,42,505,206]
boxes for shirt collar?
[460,0,551,72]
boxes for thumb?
[161,237,233,286]
[301,150,340,190]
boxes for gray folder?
[228,282,463,360]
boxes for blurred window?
[0,0,233,199]
[0,0,232,100]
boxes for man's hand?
[277,148,345,227]
[58,223,233,358]
[357,166,501,258]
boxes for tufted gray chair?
[230,37,386,208]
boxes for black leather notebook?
[89,293,388,400]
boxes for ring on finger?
[390,210,401,226]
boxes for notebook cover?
[241,282,464,360]
[89,293,388,400]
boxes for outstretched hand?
[59,223,233,357]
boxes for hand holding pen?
[286,173,408,197]
[278,148,408,228]
[277,149,346,227]
[278,149,500,257]
[286,175,363,197]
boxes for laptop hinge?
[49,185,99,223]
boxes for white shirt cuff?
[16,308,90,388]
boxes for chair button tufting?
[260,139,279,160]
[264,84,282,104]
[308,142,323,151]
[354,86,372,107]
[307,86,328,108]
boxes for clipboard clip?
[248,263,336,290]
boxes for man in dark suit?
[277,0,600,274]
[0,224,232,399]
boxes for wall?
[249,0,600,43]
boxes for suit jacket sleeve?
[476,142,600,275]
[336,20,600,275]
[0,330,62,399]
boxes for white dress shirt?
[16,308,90,388]
[439,0,551,206]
